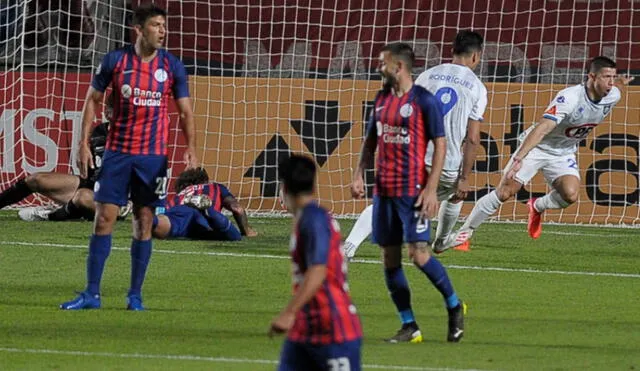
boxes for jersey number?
[155,176,168,198]
[327,357,351,371]
[435,87,459,116]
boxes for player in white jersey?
[343,30,486,258]
[443,56,632,251]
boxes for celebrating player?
[352,42,465,343]
[152,167,257,241]
[269,154,362,370]
[344,30,486,257]
[60,4,197,311]
[445,56,632,250]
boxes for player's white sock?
[534,190,569,212]
[462,190,502,230]
[344,204,373,258]
[435,200,463,241]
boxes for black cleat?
[384,323,423,343]
[447,302,467,342]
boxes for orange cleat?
[453,240,470,252]
[527,198,542,239]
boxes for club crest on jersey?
[121,84,132,98]
[557,96,565,103]
[400,103,414,118]
[154,68,168,83]
[603,105,612,115]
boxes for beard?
[381,73,396,94]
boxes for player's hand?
[505,157,522,180]
[268,310,295,338]
[415,189,438,219]
[77,142,94,179]
[351,175,365,199]
[183,147,198,169]
[615,75,634,86]
[452,177,471,202]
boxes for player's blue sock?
[206,207,242,241]
[129,239,152,296]
[384,266,415,325]
[420,257,460,309]
[86,234,112,296]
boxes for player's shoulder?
[300,203,330,227]
[159,48,185,68]
[551,84,583,106]
[103,44,134,63]
[412,84,438,105]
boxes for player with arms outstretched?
[269,154,362,371]
[344,30,486,256]
[61,4,197,310]
[352,43,465,343]
[445,56,632,250]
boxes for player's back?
[288,203,362,345]
[416,63,487,173]
[168,182,231,211]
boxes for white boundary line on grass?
[0,347,490,371]
[2,240,640,279]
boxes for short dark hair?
[132,3,167,27]
[381,42,415,71]
[278,154,316,196]
[453,30,484,56]
[589,56,616,74]
[174,167,209,193]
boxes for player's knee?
[496,182,518,202]
[561,188,579,205]
[24,173,41,191]
[408,243,430,266]
[73,189,94,208]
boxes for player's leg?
[0,172,80,209]
[308,339,362,371]
[343,204,373,259]
[152,214,172,239]
[201,207,242,241]
[48,188,97,221]
[432,179,462,250]
[277,340,315,371]
[373,196,420,343]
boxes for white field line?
[0,347,491,371]
[1,240,639,279]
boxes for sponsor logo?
[380,123,410,144]
[565,123,597,139]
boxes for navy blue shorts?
[278,339,361,371]
[372,195,431,246]
[164,205,211,238]
[93,150,167,207]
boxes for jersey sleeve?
[469,84,488,121]
[542,89,578,123]
[419,90,445,139]
[365,91,382,141]
[217,183,233,199]
[171,57,190,99]
[91,52,118,92]
[299,209,331,266]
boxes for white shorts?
[426,166,459,202]
[507,147,580,186]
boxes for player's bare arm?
[416,136,445,219]
[352,134,376,199]
[268,265,327,337]
[78,87,103,178]
[454,118,481,201]
[505,118,556,180]
[222,195,257,237]
[175,97,198,169]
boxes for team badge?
[154,68,168,83]
[121,84,132,98]
[94,181,100,193]
[399,103,413,118]
[603,105,611,115]
[557,96,565,103]
[544,105,557,115]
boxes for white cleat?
[18,207,51,221]
[343,241,357,261]
[434,229,474,254]
[118,201,133,220]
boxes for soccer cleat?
[183,194,212,211]
[453,240,471,252]
[434,229,473,254]
[527,198,542,239]
[343,241,357,260]
[126,294,145,311]
[60,291,101,310]
[18,207,50,221]
[117,201,133,220]
[447,302,467,342]
[384,323,423,343]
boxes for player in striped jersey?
[61,4,197,311]
[270,154,362,371]
[352,43,465,343]
[151,168,256,241]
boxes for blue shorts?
[372,195,431,246]
[94,150,167,207]
[164,205,211,238]
[278,339,361,371]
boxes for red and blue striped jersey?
[288,203,363,345]
[366,84,445,197]
[167,182,232,212]
[91,45,190,156]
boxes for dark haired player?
[270,154,362,371]
[61,4,197,311]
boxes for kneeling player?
[269,154,362,371]
[152,167,257,241]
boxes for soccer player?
[344,30,486,257]
[445,56,632,250]
[60,4,197,311]
[269,154,362,370]
[0,94,120,222]
[152,167,257,241]
[352,42,465,343]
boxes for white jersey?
[415,63,487,176]
[520,84,621,156]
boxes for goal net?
[1,0,639,225]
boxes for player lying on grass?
[152,167,257,241]
[443,56,634,251]
[0,93,132,222]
